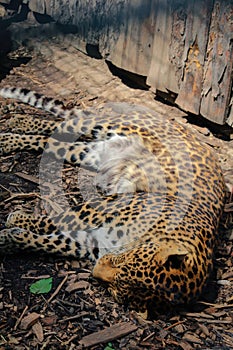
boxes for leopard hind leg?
[7,114,59,136]
[0,133,48,155]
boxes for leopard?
[0,86,225,315]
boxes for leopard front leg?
[4,211,90,258]
[0,226,66,254]
[0,227,27,252]
[0,133,48,155]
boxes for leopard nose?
[93,259,116,283]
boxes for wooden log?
[200,0,233,124]
[5,0,232,125]
[79,322,138,348]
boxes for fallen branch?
[42,275,68,312]
[4,192,40,203]
[79,322,137,348]
[14,305,29,330]
[197,301,233,309]
[58,312,90,323]
[15,172,39,184]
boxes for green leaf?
[29,277,53,294]
[104,343,115,350]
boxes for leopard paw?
[0,227,25,251]
[6,211,28,228]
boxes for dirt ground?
[0,19,233,350]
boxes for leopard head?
[93,238,207,313]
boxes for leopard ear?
[157,242,189,265]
